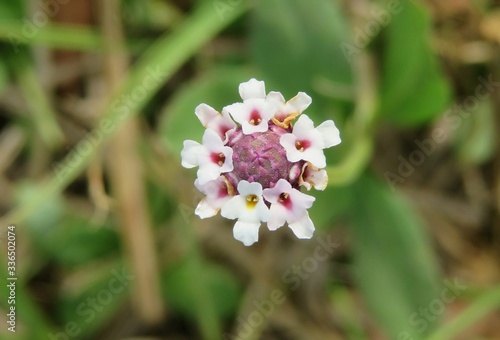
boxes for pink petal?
[195,104,236,142]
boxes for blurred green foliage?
[1,0,499,339]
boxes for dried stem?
[99,0,165,324]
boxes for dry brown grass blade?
[99,0,165,324]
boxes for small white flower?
[280,114,341,168]
[263,179,316,239]
[195,103,237,143]
[221,180,270,246]
[266,91,312,129]
[299,162,328,191]
[181,129,234,185]
[194,176,234,219]
[224,78,275,135]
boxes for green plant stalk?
[16,53,65,149]
[0,21,104,51]
[327,52,377,186]
[0,21,150,52]
[426,285,500,340]
[1,2,250,225]
[326,134,373,186]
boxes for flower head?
[180,79,341,246]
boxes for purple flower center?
[226,124,302,189]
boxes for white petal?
[195,176,230,197]
[263,179,315,226]
[225,100,272,135]
[288,212,315,239]
[195,104,237,142]
[229,197,268,223]
[237,180,263,197]
[289,189,315,210]
[267,204,287,231]
[197,129,234,173]
[283,92,312,114]
[254,200,271,222]
[233,220,261,246]
[317,120,341,148]
[300,164,328,191]
[292,114,316,139]
[220,109,237,141]
[180,140,202,168]
[239,78,266,101]
[220,147,234,172]
[194,177,232,218]
[195,103,219,127]
[221,181,269,223]
[221,195,246,220]
[301,148,327,168]
[202,129,225,152]
[195,197,218,219]
[280,134,303,163]
[262,179,291,203]
[197,163,222,185]
[240,120,268,134]
[266,91,285,106]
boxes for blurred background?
[0,0,499,339]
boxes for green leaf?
[56,263,130,339]
[51,216,120,267]
[0,60,8,94]
[251,0,353,118]
[308,185,354,230]
[162,259,242,320]
[18,183,120,267]
[350,174,440,338]
[0,1,23,21]
[379,1,451,126]
[159,66,252,155]
[17,181,65,235]
[454,98,495,165]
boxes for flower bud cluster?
[181,79,341,246]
